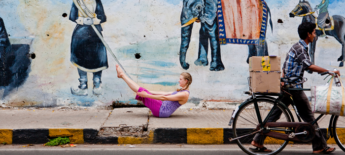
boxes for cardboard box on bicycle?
[250,71,281,93]
[249,56,281,72]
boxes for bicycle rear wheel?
[333,115,345,152]
[232,98,292,155]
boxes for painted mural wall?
[0,0,345,107]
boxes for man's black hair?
[298,22,316,40]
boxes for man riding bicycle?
[250,22,339,154]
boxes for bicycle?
[229,71,345,155]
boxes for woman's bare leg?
[116,64,140,93]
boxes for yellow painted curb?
[118,131,154,144]
[146,130,154,143]
[118,137,143,144]
[0,129,12,144]
[327,128,345,144]
[187,128,223,144]
[49,129,84,144]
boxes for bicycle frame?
[232,87,337,142]
[252,91,294,128]
[230,71,345,152]
[286,88,337,140]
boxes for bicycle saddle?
[281,77,308,88]
[281,77,304,83]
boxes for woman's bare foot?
[116,64,125,78]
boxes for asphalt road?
[0,144,343,155]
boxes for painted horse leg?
[332,30,345,67]
[310,36,318,65]
[307,37,318,73]
[179,23,194,70]
[340,42,345,67]
[338,34,345,67]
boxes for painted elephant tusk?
[72,0,132,80]
[181,17,198,27]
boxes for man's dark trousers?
[253,90,327,151]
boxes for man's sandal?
[249,147,272,152]
[313,147,336,154]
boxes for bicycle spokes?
[232,99,292,155]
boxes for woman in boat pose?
[116,65,192,118]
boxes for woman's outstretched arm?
[137,91,189,102]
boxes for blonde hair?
[178,72,192,91]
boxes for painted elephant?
[247,42,269,64]
[179,0,225,71]
[245,2,273,63]
[179,0,272,71]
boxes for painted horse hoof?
[180,62,190,70]
[337,56,343,62]
[210,61,225,71]
[194,59,208,66]
[339,62,344,67]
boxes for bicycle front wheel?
[333,115,345,152]
[232,98,292,155]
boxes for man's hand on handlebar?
[309,65,341,77]
[332,70,341,76]
[320,70,341,77]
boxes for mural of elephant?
[179,0,272,71]
[180,0,224,71]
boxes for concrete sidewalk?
[0,104,343,145]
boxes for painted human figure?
[315,0,329,37]
[0,17,11,86]
[180,0,225,71]
[69,0,107,96]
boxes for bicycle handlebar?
[320,71,329,76]
[319,69,338,77]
